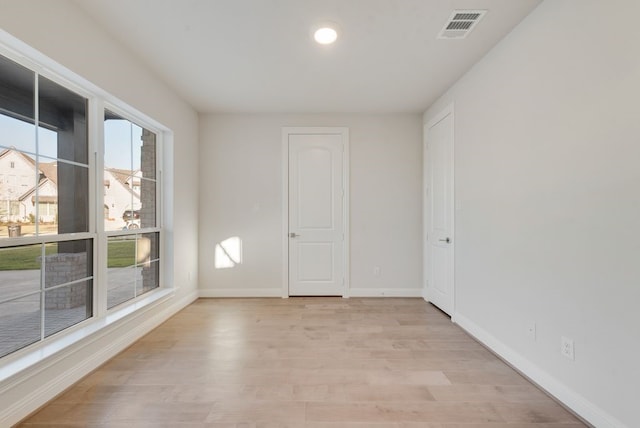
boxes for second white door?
[425,108,454,315]
[287,130,346,296]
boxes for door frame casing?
[423,104,455,317]
[281,127,350,298]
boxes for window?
[0,55,92,358]
[0,48,164,360]
[10,200,20,216]
[104,110,160,308]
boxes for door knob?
[439,237,451,243]
[289,232,299,238]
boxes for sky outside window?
[0,114,57,159]
[104,118,143,171]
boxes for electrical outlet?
[527,321,536,341]
[561,336,575,360]
[373,266,381,276]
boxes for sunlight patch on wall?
[215,236,243,269]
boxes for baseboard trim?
[198,288,423,298]
[199,288,282,298]
[348,288,423,298]
[454,312,627,428]
[0,290,198,428]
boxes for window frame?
[0,37,168,364]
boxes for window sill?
[0,288,174,384]
[105,288,173,325]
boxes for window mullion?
[39,243,45,341]
[34,73,39,236]
[93,98,107,319]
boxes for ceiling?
[75,0,541,114]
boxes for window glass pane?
[137,128,156,180]
[104,110,133,171]
[104,111,136,232]
[0,148,39,229]
[138,259,159,296]
[107,233,160,309]
[138,232,159,263]
[0,56,35,155]
[0,115,36,155]
[137,233,159,294]
[104,169,135,232]
[0,158,89,237]
[108,235,136,268]
[44,239,92,288]
[38,76,88,165]
[0,244,41,302]
[140,178,156,228]
[40,161,89,236]
[0,294,41,358]
[0,145,38,229]
[44,279,92,337]
[103,111,157,232]
[107,235,136,309]
[107,266,137,309]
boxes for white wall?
[199,114,422,297]
[0,0,199,425]
[424,1,640,427]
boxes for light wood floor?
[17,298,587,427]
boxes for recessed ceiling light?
[313,25,338,45]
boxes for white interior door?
[286,130,347,296]
[425,108,454,315]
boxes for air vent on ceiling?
[438,10,487,39]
